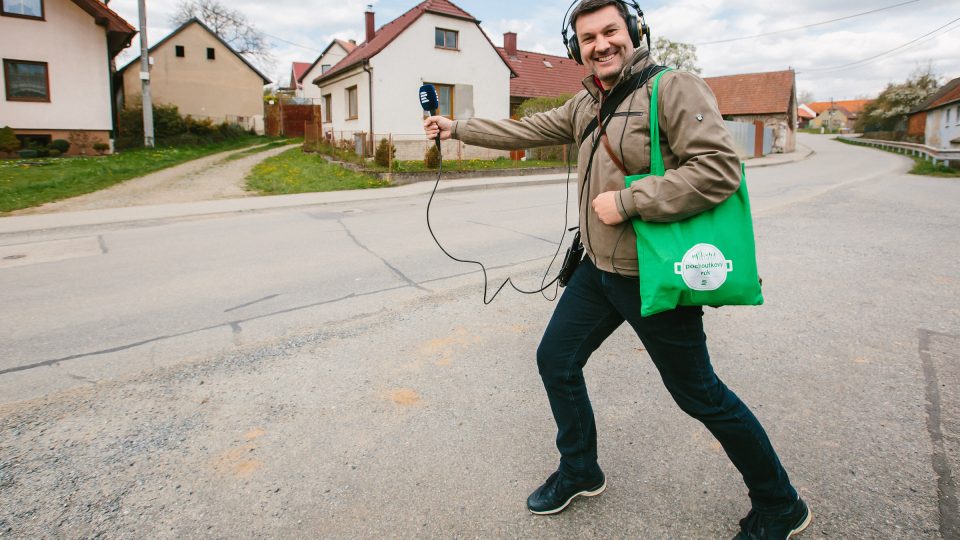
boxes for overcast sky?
[108,0,960,102]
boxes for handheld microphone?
[419,84,441,149]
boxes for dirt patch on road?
[12,143,299,215]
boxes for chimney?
[504,32,517,58]
[365,6,375,43]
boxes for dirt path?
[13,143,300,215]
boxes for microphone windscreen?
[419,84,440,112]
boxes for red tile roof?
[336,39,358,53]
[922,76,960,111]
[314,0,515,84]
[70,0,137,57]
[703,70,795,116]
[498,48,590,99]
[806,99,872,115]
[797,104,816,120]
[288,61,311,89]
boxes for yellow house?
[118,18,271,133]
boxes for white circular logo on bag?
[673,243,733,291]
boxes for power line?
[798,16,960,73]
[694,0,920,45]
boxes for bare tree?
[171,0,273,68]
[798,90,816,104]
[651,37,701,74]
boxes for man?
[423,1,810,538]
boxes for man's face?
[575,5,635,89]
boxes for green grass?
[0,136,272,213]
[246,148,390,194]
[837,137,960,177]
[225,138,302,161]
[370,158,570,173]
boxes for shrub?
[92,142,110,155]
[47,149,61,157]
[0,126,20,156]
[18,149,38,159]
[374,138,396,167]
[68,131,93,155]
[49,139,71,153]
[424,144,440,169]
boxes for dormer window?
[435,28,458,50]
[2,0,44,19]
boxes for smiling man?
[423,1,809,538]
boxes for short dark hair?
[570,0,631,34]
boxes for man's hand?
[423,115,453,141]
[592,191,626,225]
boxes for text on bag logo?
[673,243,733,291]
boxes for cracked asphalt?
[0,134,957,538]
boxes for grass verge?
[246,148,390,194]
[225,139,302,161]
[837,137,960,177]
[0,136,273,213]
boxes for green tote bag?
[624,69,763,317]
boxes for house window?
[207,47,215,60]
[2,0,43,19]
[323,94,332,122]
[321,64,331,74]
[427,83,454,118]
[346,86,358,120]
[3,59,49,102]
[435,28,458,50]
[948,108,952,126]
[175,45,185,57]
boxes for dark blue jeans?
[537,257,797,511]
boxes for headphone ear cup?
[626,15,641,48]
[568,38,583,64]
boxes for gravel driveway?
[12,143,300,215]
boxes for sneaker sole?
[528,479,607,515]
[787,507,813,538]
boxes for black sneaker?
[526,469,606,515]
[733,498,812,539]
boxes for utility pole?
[138,0,154,147]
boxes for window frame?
[345,86,358,120]
[323,94,332,123]
[1,0,44,20]
[3,59,50,102]
[435,28,459,50]
[426,82,455,119]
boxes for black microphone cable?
[424,136,575,305]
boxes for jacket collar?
[581,43,654,102]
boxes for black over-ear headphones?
[561,0,650,65]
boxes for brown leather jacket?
[450,44,741,275]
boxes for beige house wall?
[0,0,116,151]
[122,22,265,128]
[302,43,350,101]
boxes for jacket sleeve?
[450,95,579,150]
[617,71,742,222]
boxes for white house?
[311,0,516,160]
[1,0,136,154]
[300,39,356,101]
[920,76,960,149]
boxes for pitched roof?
[70,0,137,57]
[797,104,816,120]
[497,48,589,99]
[917,76,960,112]
[313,0,515,84]
[117,18,271,84]
[287,61,311,89]
[298,39,358,84]
[806,99,871,115]
[702,70,795,116]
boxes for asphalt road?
[0,134,957,538]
